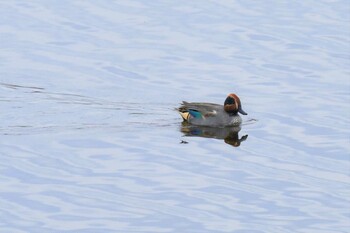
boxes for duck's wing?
[178,102,221,119]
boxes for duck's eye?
[224,97,235,105]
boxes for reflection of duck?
[180,122,248,147]
[177,93,247,127]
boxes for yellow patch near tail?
[179,112,190,121]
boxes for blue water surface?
[0,1,349,233]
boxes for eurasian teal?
[177,93,247,127]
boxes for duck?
[177,93,247,127]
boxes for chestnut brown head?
[224,93,247,115]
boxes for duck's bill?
[238,108,247,115]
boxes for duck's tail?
[179,111,190,121]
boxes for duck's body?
[177,93,247,127]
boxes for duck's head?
[224,93,247,115]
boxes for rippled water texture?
[1,1,349,233]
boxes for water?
[0,1,349,232]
